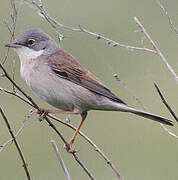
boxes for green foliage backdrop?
[0,0,178,180]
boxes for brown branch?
[72,153,96,180]
[48,114,124,180]
[0,107,32,180]
[50,140,71,180]
[134,16,178,84]
[44,117,96,179]
[51,139,96,180]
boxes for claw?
[36,109,48,121]
[63,142,79,153]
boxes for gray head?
[5,28,59,58]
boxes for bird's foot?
[63,140,79,153]
[36,109,49,121]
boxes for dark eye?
[27,39,35,46]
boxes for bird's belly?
[28,76,76,111]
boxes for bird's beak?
[5,41,22,48]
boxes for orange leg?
[68,112,87,152]
[37,109,87,153]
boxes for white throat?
[15,47,44,61]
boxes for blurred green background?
[0,0,178,179]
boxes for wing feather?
[47,49,126,105]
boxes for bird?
[5,28,173,152]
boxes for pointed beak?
[5,41,22,48]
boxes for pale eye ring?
[27,39,35,46]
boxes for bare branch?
[3,0,19,64]
[44,117,96,180]
[0,107,32,180]
[0,109,34,152]
[157,0,178,34]
[134,16,178,83]
[154,82,178,122]
[26,1,177,84]
[72,153,96,180]
[48,114,124,180]
[0,86,34,107]
[50,140,71,180]
[25,1,156,54]
[153,82,178,138]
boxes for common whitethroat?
[5,28,173,152]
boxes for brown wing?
[47,49,126,104]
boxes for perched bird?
[5,28,173,152]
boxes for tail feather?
[115,104,173,126]
[131,108,173,126]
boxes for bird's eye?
[27,39,35,46]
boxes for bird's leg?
[37,109,87,153]
[37,109,79,120]
[67,112,87,153]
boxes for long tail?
[115,104,173,126]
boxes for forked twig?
[0,107,32,180]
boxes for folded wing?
[47,49,126,105]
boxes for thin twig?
[48,114,124,180]
[154,82,178,122]
[3,0,19,65]
[0,109,34,152]
[134,16,178,84]
[154,83,178,139]
[0,86,34,107]
[72,153,96,180]
[157,0,178,34]
[50,140,71,180]
[26,1,156,54]
[0,107,32,180]
[113,73,147,111]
